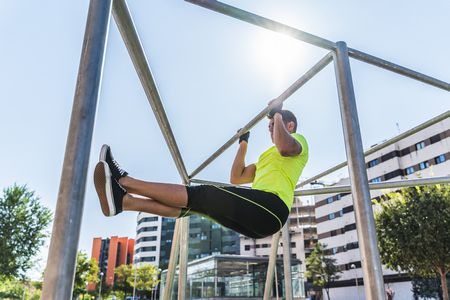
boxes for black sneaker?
[94,161,126,216]
[100,144,128,181]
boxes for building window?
[138,216,158,225]
[328,213,335,220]
[336,194,341,200]
[415,141,425,151]
[370,177,382,183]
[368,158,379,168]
[327,197,333,204]
[419,161,430,170]
[244,245,250,251]
[141,256,156,262]
[405,166,415,175]
[430,134,441,144]
[291,242,296,248]
[435,154,446,164]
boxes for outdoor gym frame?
[41,0,450,299]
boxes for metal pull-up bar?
[186,0,450,93]
[189,51,334,179]
[41,0,449,299]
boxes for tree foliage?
[374,184,450,300]
[114,263,160,296]
[73,251,99,299]
[0,278,42,299]
[0,185,52,278]
[305,243,341,300]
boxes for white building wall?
[134,212,162,267]
[314,116,450,299]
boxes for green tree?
[73,251,100,299]
[0,185,52,278]
[305,243,342,300]
[128,264,160,296]
[0,278,42,299]
[114,264,160,298]
[114,264,133,297]
[374,184,450,300]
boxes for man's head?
[268,110,298,138]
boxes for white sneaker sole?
[94,161,116,216]
[100,144,109,161]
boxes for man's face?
[268,118,275,141]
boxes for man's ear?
[287,121,295,133]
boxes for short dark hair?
[280,110,298,132]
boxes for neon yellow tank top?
[252,133,308,209]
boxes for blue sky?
[1,0,449,279]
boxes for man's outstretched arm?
[230,132,256,184]
[272,113,302,157]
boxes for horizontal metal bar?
[348,48,450,92]
[185,0,336,51]
[295,176,450,196]
[190,178,243,188]
[112,0,189,184]
[189,52,333,179]
[297,110,450,188]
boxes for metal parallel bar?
[263,231,281,300]
[333,41,385,299]
[185,0,450,93]
[296,110,450,188]
[189,52,333,179]
[112,1,191,298]
[112,0,189,184]
[295,176,450,196]
[41,1,112,298]
[193,176,450,196]
[184,0,336,50]
[281,225,293,300]
[190,178,238,187]
[348,48,450,92]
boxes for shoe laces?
[112,159,126,176]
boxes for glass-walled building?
[159,215,240,270]
[160,254,305,299]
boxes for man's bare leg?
[119,176,188,208]
[123,194,181,218]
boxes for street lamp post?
[350,264,360,300]
[98,272,104,300]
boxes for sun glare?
[252,31,307,87]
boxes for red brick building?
[87,236,135,290]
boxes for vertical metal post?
[263,231,281,300]
[282,225,293,300]
[333,41,385,300]
[41,1,112,299]
[178,217,189,300]
[163,220,181,299]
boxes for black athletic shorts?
[180,185,290,239]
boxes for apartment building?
[137,213,240,270]
[240,198,317,268]
[314,116,450,299]
[135,212,162,266]
[87,236,135,290]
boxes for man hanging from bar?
[93,101,308,238]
